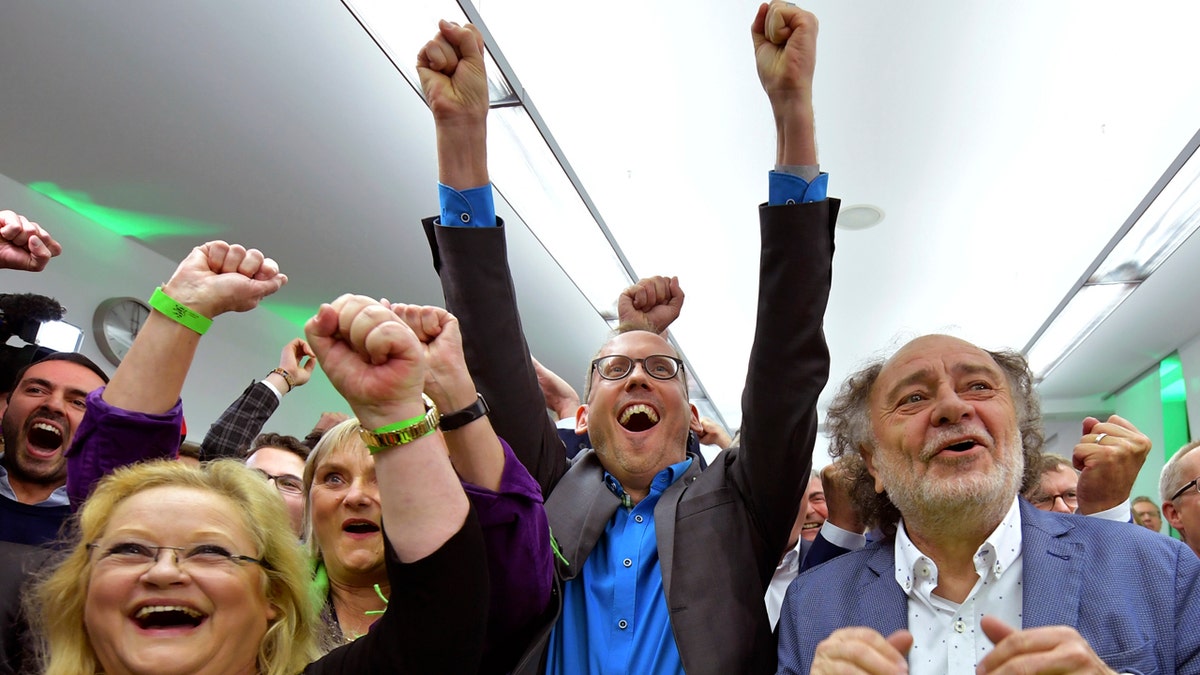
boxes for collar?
[893,496,1022,597]
[602,457,694,509]
[0,462,70,507]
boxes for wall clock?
[93,297,151,366]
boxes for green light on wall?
[1162,352,1190,463]
[1161,354,1188,403]
[260,301,319,332]
[28,182,222,240]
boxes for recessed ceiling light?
[837,204,885,230]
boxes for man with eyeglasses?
[1161,439,1200,557]
[415,3,834,672]
[242,432,309,537]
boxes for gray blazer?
[423,197,838,675]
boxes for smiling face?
[307,440,383,584]
[83,486,275,675]
[864,335,1024,530]
[1,359,105,496]
[578,331,698,496]
[799,475,827,542]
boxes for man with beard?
[776,335,1200,674]
[0,352,107,545]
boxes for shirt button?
[954,619,966,633]
[459,212,471,223]
[618,620,628,630]
[623,558,632,568]
[634,515,644,523]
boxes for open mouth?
[942,439,980,453]
[801,522,822,531]
[133,605,206,630]
[618,404,659,432]
[26,421,64,455]
[343,520,380,535]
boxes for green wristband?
[372,412,429,433]
[148,286,213,335]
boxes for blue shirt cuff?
[768,171,829,206]
[438,183,497,228]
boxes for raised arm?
[0,210,61,272]
[390,303,505,490]
[66,241,286,508]
[304,295,488,673]
[417,20,567,494]
[737,0,837,580]
[200,338,317,460]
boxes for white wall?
[0,174,348,444]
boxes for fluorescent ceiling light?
[488,106,632,310]
[342,0,516,106]
[1026,131,1200,379]
[1025,283,1136,377]
[1090,145,1200,284]
[340,0,726,431]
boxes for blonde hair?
[301,417,365,561]
[31,459,320,675]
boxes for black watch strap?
[440,393,490,432]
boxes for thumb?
[980,615,1016,646]
[1081,416,1100,436]
[885,628,914,656]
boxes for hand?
[389,303,478,414]
[1073,415,1151,515]
[311,411,350,435]
[617,276,685,334]
[978,616,1117,674]
[811,626,912,674]
[751,1,819,165]
[160,241,287,318]
[532,356,581,420]
[696,417,732,449]
[417,20,488,126]
[276,338,317,388]
[305,295,426,428]
[0,210,61,272]
[753,2,818,107]
[822,460,866,534]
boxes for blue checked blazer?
[777,499,1200,674]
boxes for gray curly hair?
[825,340,1044,538]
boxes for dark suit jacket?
[777,500,1200,674]
[423,197,838,675]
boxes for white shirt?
[895,497,1023,675]
[766,522,866,628]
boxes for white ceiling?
[2,1,1199,435]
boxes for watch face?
[93,297,151,366]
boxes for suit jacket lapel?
[1018,501,1083,628]
[545,452,620,579]
[654,458,703,597]
[863,544,910,636]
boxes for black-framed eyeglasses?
[87,541,271,571]
[591,354,684,382]
[1171,477,1200,501]
[253,469,305,495]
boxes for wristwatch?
[440,393,490,432]
[358,394,440,454]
